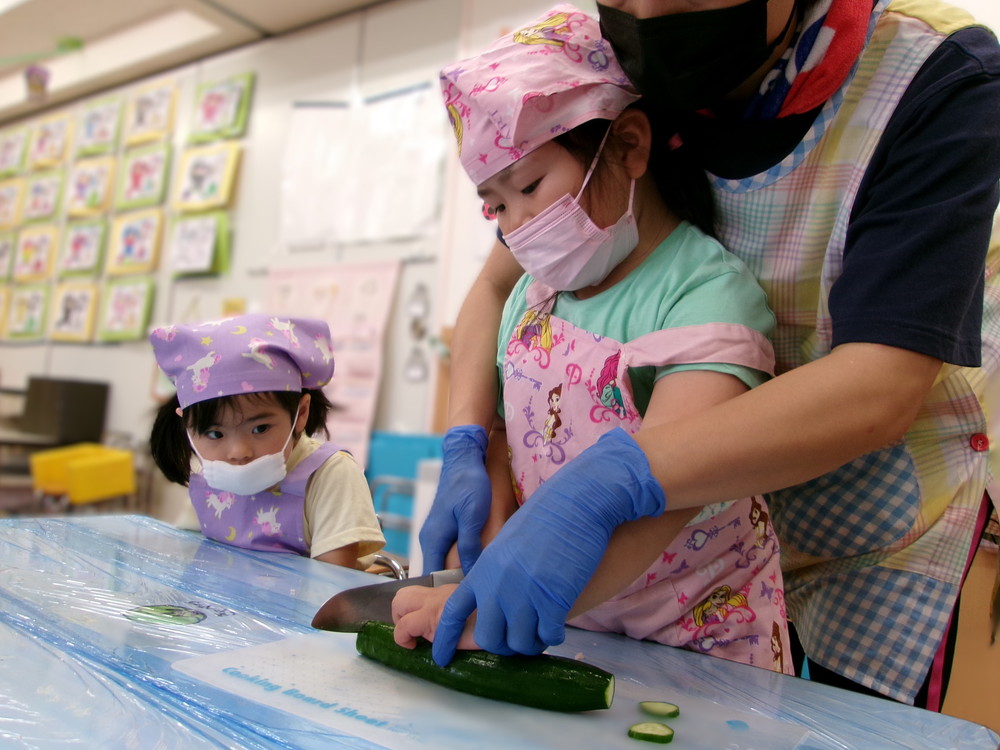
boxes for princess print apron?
[503,285,793,673]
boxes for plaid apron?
[712,0,999,702]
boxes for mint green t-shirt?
[497,221,775,417]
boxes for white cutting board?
[174,633,808,750]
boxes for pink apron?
[503,286,793,673]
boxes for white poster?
[266,260,401,467]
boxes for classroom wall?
[0,0,594,457]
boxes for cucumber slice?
[639,701,680,718]
[355,620,615,712]
[628,721,675,744]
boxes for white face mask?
[505,130,639,291]
[188,423,295,496]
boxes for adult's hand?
[431,427,666,666]
[419,425,492,574]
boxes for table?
[1,515,997,750]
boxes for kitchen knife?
[311,568,464,632]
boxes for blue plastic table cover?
[0,515,997,750]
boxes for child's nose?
[506,204,535,234]
[226,437,254,464]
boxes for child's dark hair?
[553,101,715,237]
[149,389,333,486]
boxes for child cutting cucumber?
[394,4,792,675]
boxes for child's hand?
[391,583,478,650]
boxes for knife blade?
[311,568,464,632]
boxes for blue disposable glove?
[431,427,666,666]
[419,425,492,575]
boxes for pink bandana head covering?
[150,313,335,409]
[440,3,639,186]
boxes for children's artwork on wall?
[23,171,64,222]
[108,209,162,275]
[189,72,255,143]
[116,144,170,210]
[97,276,154,342]
[0,179,23,230]
[13,225,58,282]
[0,232,14,280]
[76,97,123,157]
[168,211,230,275]
[49,281,99,342]
[60,219,106,276]
[27,113,72,169]
[0,128,27,177]
[5,284,48,341]
[124,80,176,146]
[67,156,115,217]
[173,143,240,211]
[0,286,7,338]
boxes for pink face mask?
[504,134,639,292]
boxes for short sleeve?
[304,451,385,560]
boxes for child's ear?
[612,109,652,180]
[295,393,312,433]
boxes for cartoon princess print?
[512,10,577,47]
[692,584,754,627]
[597,351,627,418]
[542,383,562,444]
[771,621,785,674]
[749,495,770,549]
[513,308,553,352]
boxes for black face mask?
[598,0,794,113]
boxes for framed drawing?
[60,219,106,276]
[116,143,170,210]
[5,284,48,342]
[0,178,23,229]
[13,225,58,282]
[49,281,99,342]
[23,170,64,222]
[0,231,14,280]
[107,208,162,275]
[27,113,72,169]
[168,211,230,275]
[97,276,154,342]
[173,143,240,211]
[123,79,176,146]
[0,128,27,177]
[189,72,255,143]
[67,156,115,217]
[76,97,123,157]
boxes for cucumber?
[628,721,675,744]
[639,701,680,718]
[355,620,614,712]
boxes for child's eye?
[521,179,540,195]
[252,424,271,435]
[204,429,223,440]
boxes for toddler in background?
[149,313,384,568]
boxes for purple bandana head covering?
[150,313,335,409]
[440,3,639,186]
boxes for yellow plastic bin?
[66,448,135,505]
[29,443,105,496]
